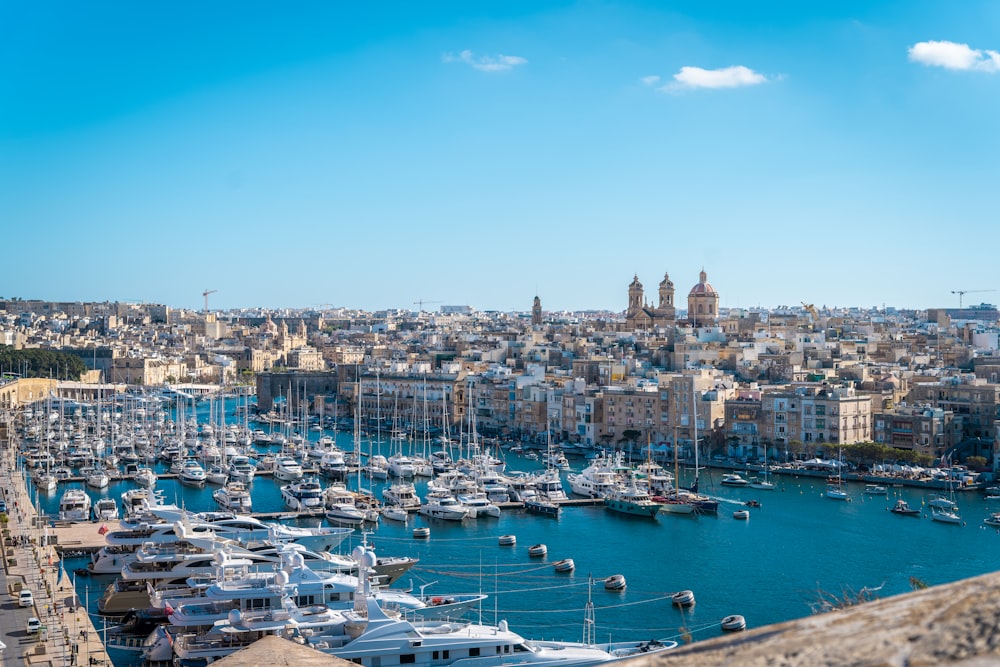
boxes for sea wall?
[630,569,1000,667]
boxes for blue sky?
[2,1,999,313]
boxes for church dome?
[688,270,717,296]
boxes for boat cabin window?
[295,595,316,606]
[469,648,480,657]
[442,651,449,659]
[400,655,416,664]
[513,643,534,653]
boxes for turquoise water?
[28,399,1000,660]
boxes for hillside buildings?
[2,281,999,472]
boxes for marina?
[7,396,1000,667]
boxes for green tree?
[0,346,88,380]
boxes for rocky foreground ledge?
[633,569,1000,667]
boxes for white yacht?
[133,466,158,488]
[205,465,229,485]
[325,595,676,667]
[273,455,304,482]
[387,453,416,478]
[533,469,569,502]
[720,473,750,487]
[456,491,502,518]
[34,471,58,494]
[83,466,111,489]
[107,509,354,554]
[418,490,471,521]
[213,481,253,513]
[178,459,207,487]
[382,481,422,509]
[324,484,366,526]
[367,454,389,480]
[281,476,324,512]
[318,450,349,479]
[567,453,621,499]
[58,488,92,521]
[93,497,119,521]
[227,455,257,482]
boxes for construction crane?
[951,289,995,308]
[202,288,218,313]
[413,299,443,312]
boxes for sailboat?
[525,426,562,517]
[825,447,849,501]
[749,456,776,490]
[930,467,962,524]
[659,428,695,515]
[677,383,718,514]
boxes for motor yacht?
[273,455,304,482]
[178,459,207,487]
[418,490,471,521]
[227,455,257,482]
[213,481,253,513]
[93,497,119,521]
[281,476,324,512]
[58,488,92,521]
[604,480,662,518]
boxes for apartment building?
[873,405,954,458]
[760,383,872,452]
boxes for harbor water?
[25,400,1000,664]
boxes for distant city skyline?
[3,2,998,313]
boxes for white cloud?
[640,75,661,86]
[443,49,528,72]
[670,65,768,90]
[908,40,1000,72]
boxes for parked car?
[0,499,7,513]
[18,589,34,607]
[26,617,41,634]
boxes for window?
[401,655,416,664]
[470,648,480,657]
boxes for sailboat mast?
[692,376,700,487]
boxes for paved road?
[2,442,110,667]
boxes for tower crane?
[413,299,443,312]
[202,288,218,313]
[950,289,995,308]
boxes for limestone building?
[687,269,720,326]
[624,272,677,330]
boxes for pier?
[2,447,111,667]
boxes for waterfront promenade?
[1,443,110,667]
